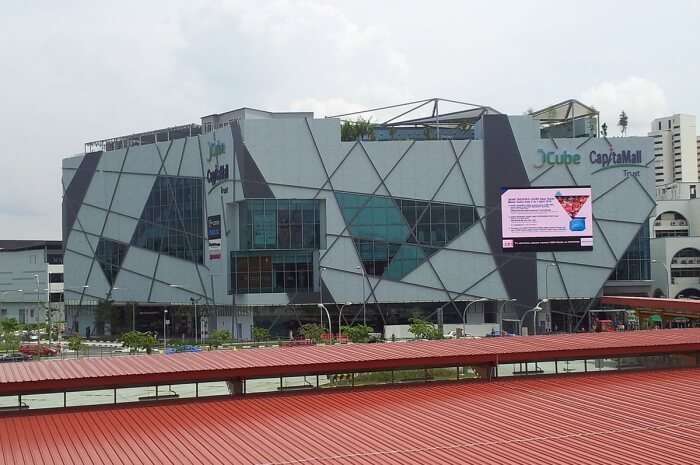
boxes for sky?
[1,0,699,240]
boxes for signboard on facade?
[207,215,222,259]
[501,186,593,252]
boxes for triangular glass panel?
[95,238,129,286]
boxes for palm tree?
[618,111,629,136]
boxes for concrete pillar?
[473,364,495,380]
[226,378,244,395]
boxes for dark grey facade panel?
[482,115,538,306]
[62,151,102,242]
[231,121,274,198]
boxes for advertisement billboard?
[501,186,593,252]
[207,215,222,259]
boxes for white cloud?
[581,77,670,136]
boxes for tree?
[408,318,441,340]
[341,324,371,343]
[340,117,374,141]
[120,331,157,354]
[67,335,85,359]
[618,111,628,136]
[207,329,231,349]
[0,318,20,335]
[252,327,271,342]
[601,122,608,137]
[300,323,325,343]
[0,333,20,353]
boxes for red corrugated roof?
[0,368,699,464]
[602,296,700,316]
[1,329,700,395]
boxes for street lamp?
[519,299,549,336]
[545,263,556,300]
[498,299,517,334]
[355,265,366,325]
[163,308,169,351]
[337,301,352,340]
[316,304,333,340]
[190,296,203,344]
[651,260,670,297]
[462,298,489,336]
[319,267,327,328]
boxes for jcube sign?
[534,148,644,175]
[206,140,229,189]
[534,149,580,168]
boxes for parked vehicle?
[165,345,203,354]
[19,344,59,357]
[0,353,31,363]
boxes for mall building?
[61,99,654,339]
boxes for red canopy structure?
[0,368,698,464]
[1,329,700,395]
[601,296,700,319]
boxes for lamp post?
[190,296,203,344]
[498,299,517,335]
[545,263,556,301]
[337,301,352,340]
[316,304,333,340]
[355,265,366,325]
[319,267,327,329]
[651,260,670,297]
[519,299,549,336]
[462,298,489,336]
[163,308,168,351]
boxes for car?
[19,344,59,357]
[165,345,203,354]
[0,353,31,363]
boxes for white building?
[0,241,64,324]
[651,183,700,298]
[650,114,698,186]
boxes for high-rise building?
[649,114,698,186]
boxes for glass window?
[95,238,129,285]
[239,199,322,251]
[132,176,204,263]
[232,251,314,294]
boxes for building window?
[231,250,314,294]
[239,199,323,251]
[132,176,204,263]
[49,273,64,283]
[49,293,64,303]
[608,223,650,281]
[47,254,63,265]
[335,192,479,279]
[691,185,696,199]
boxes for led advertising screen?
[501,186,593,252]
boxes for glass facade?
[608,223,650,281]
[132,176,204,263]
[231,251,314,294]
[336,192,479,279]
[239,199,323,250]
[233,199,323,294]
[95,238,128,286]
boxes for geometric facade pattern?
[62,111,655,333]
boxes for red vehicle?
[595,320,616,333]
[19,344,59,357]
